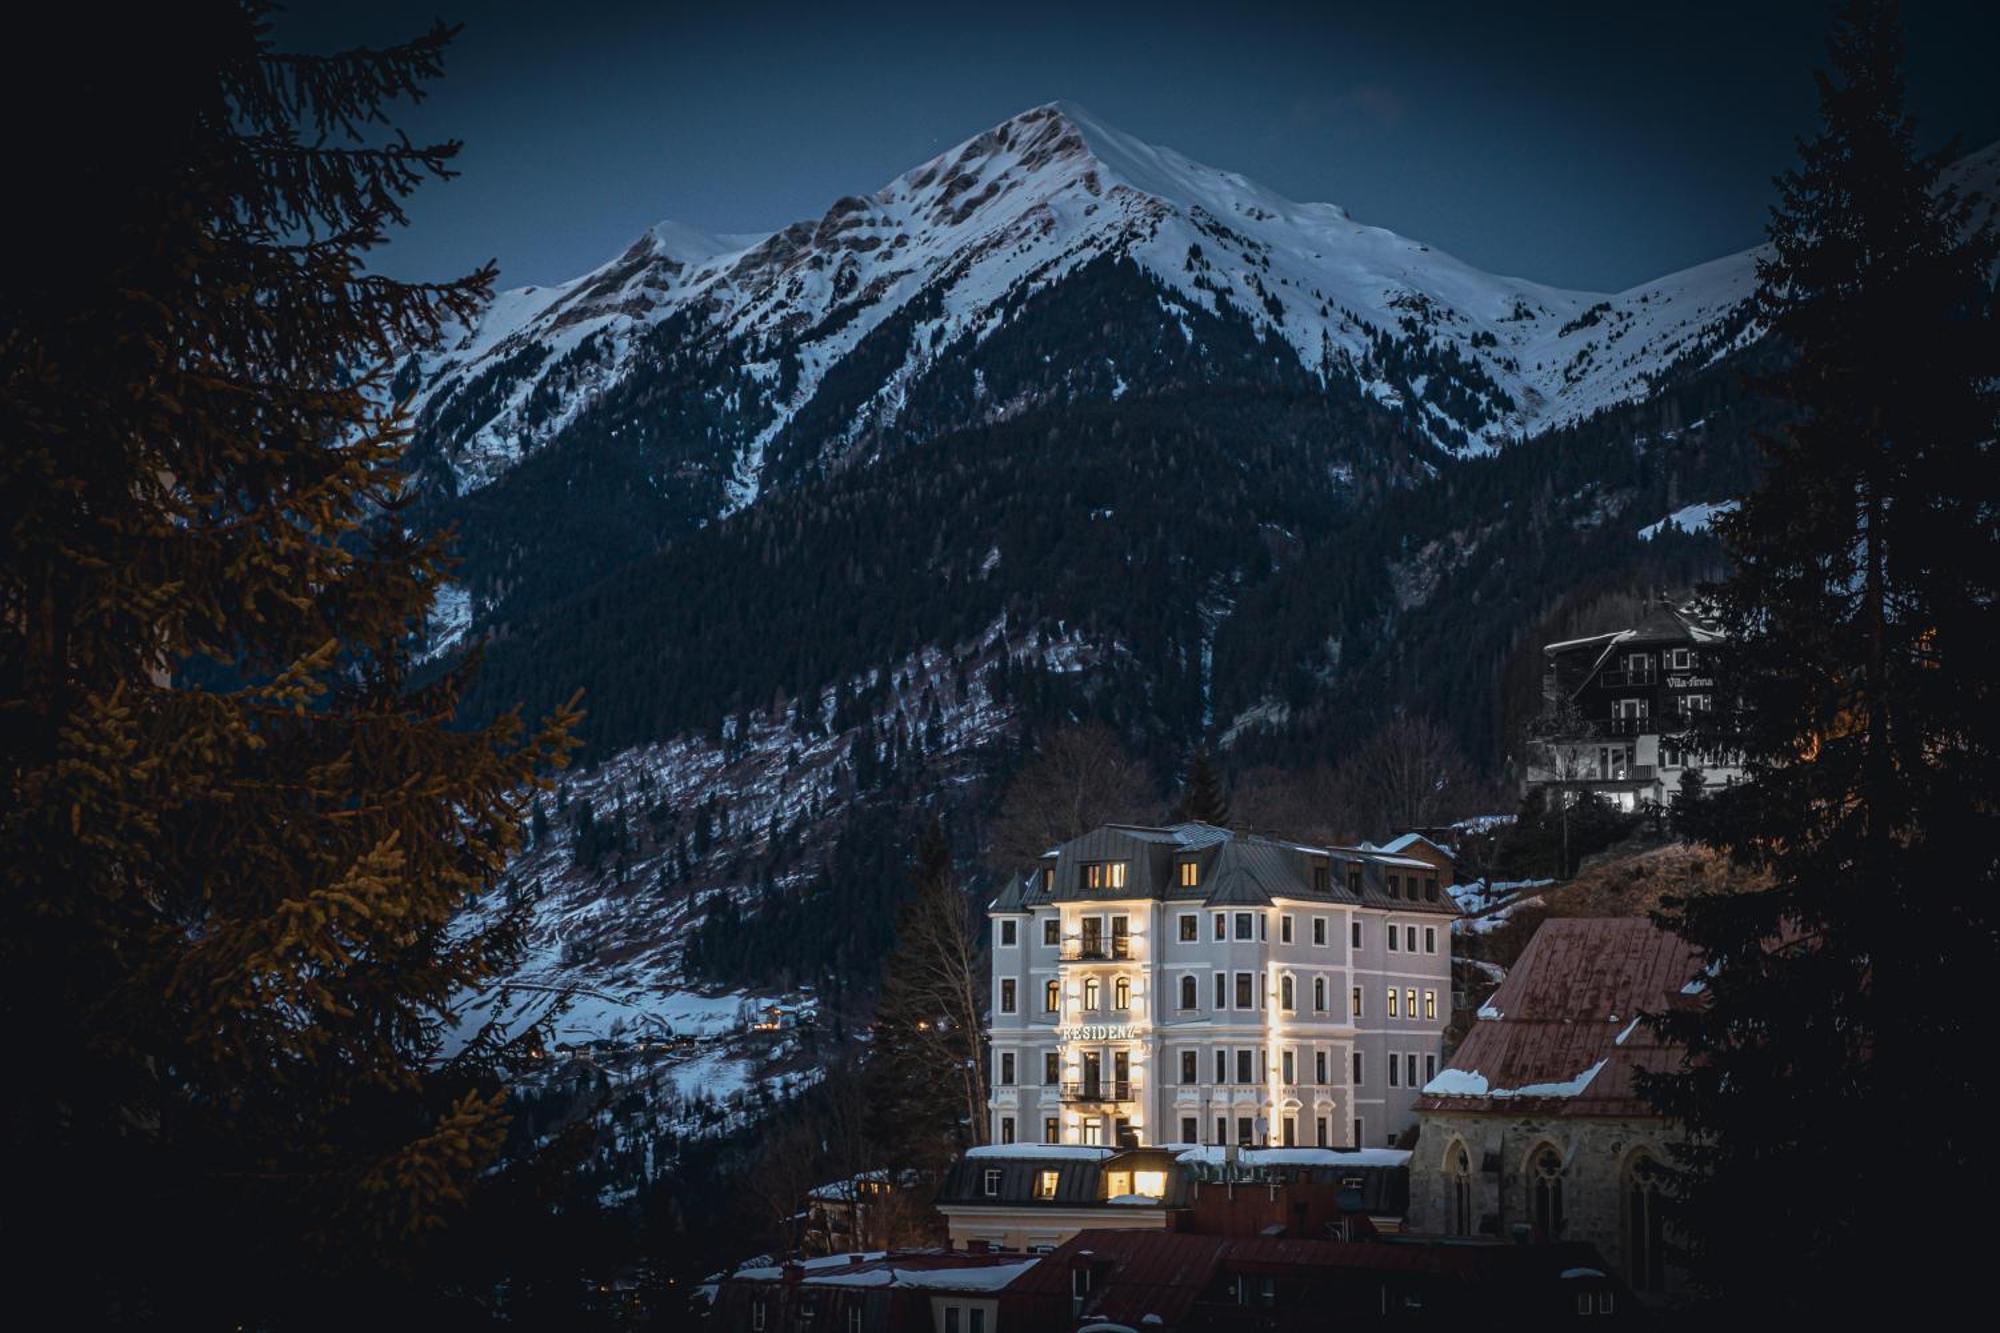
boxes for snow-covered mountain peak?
[412,101,1873,504]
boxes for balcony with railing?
[1597,667,1657,688]
[1059,939,1133,962]
[1059,1079,1134,1105]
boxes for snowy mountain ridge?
[406,101,1809,505]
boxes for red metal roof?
[1419,917,1702,1118]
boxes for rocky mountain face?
[418,107,1995,1061]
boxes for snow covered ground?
[1638,498,1738,540]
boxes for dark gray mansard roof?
[990,822,1455,916]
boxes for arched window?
[1179,974,1197,1011]
[1530,1144,1566,1239]
[1280,974,1296,1011]
[1623,1152,1668,1291]
[1083,977,1101,1011]
[1045,979,1060,1013]
[1114,976,1132,1011]
[1450,1142,1474,1236]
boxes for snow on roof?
[1376,832,1453,859]
[1174,1146,1411,1169]
[739,1253,1040,1292]
[964,1144,1116,1161]
[1419,917,1702,1117]
[1420,1059,1608,1101]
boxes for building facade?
[1526,602,1740,811]
[986,822,1456,1154]
[935,1143,1410,1253]
[1408,917,1699,1302]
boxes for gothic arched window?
[1624,1152,1667,1291]
[1451,1143,1474,1236]
[1530,1144,1566,1239]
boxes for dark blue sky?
[275,1,1999,294]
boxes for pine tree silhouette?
[1647,0,1999,1311]
[2,3,579,1320]
[1178,749,1232,825]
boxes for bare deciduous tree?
[984,723,1156,873]
[1338,716,1476,836]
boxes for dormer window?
[1179,859,1200,888]
[1312,861,1330,892]
[1034,1169,1058,1199]
[983,1169,1002,1197]
[1347,866,1362,895]
[1081,861,1128,891]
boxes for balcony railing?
[1059,1080,1133,1104]
[1059,940,1132,962]
[1598,668,1656,688]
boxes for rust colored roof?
[1418,917,1702,1118]
[1000,1229,1627,1327]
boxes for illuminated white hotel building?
[986,822,1456,1151]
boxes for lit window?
[1083,978,1100,1010]
[1388,988,1400,1018]
[1045,980,1060,1013]
[1133,1170,1166,1198]
[1179,860,1200,888]
[1405,987,1417,1017]
[1351,986,1362,1017]
[1034,1169,1058,1199]
[1114,976,1131,1010]
[1424,990,1437,1020]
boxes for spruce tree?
[1177,748,1231,825]
[1,3,579,1322]
[1649,0,1999,1311]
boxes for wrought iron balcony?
[1059,1079,1133,1104]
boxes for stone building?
[1408,917,1698,1301]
